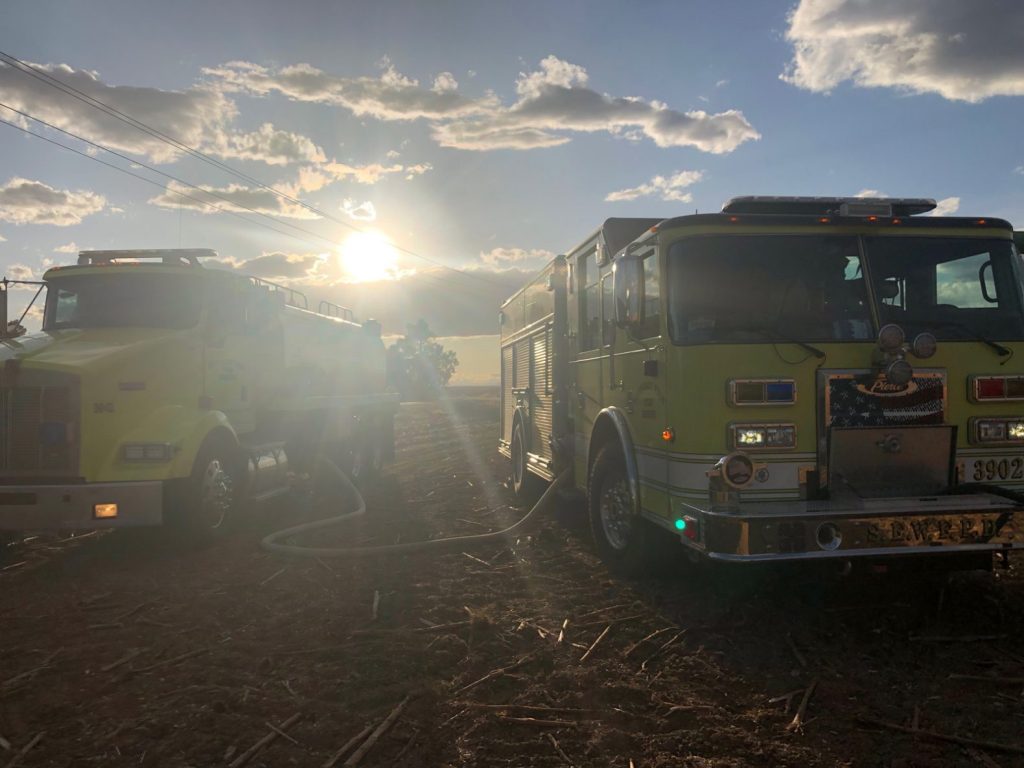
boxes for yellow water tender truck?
[501,198,1023,572]
[0,249,396,539]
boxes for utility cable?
[0,52,504,286]
[0,116,342,250]
[0,111,510,299]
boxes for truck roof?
[77,249,217,266]
[655,209,1013,233]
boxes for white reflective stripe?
[636,451,807,493]
[636,447,816,462]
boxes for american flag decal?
[826,372,946,427]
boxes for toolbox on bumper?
[685,493,1020,562]
[0,481,163,530]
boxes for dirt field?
[1,388,1023,767]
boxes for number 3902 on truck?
[500,198,1024,573]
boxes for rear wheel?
[589,442,655,575]
[510,417,538,502]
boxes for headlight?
[122,443,175,462]
[971,418,1024,444]
[729,423,796,450]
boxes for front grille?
[0,372,79,476]
[825,371,945,428]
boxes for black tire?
[169,436,244,542]
[588,442,655,575]
[510,416,539,502]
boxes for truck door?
[604,247,671,520]
[571,247,604,482]
[203,278,264,435]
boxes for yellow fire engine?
[0,249,396,539]
[502,199,1023,572]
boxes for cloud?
[434,56,760,152]
[0,177,106,226]
[855,188,884,198]
[148,180,318,219]
[606,170,704,203]
[209,247,536,336]
[479,247,555,268]
[54,242,78,253]
[1015,166,1024,175]
[207,55,759,154]
[6,263,35,281]
[402,163,432,179]
[0,233,6,241]
[0,61,332,168]
[212,122,326,165]
[782,0,1024,102]
[204,60,493,121]
[928,196,960,216]
[0,61,236,163]
[283,159,431,196]
[432,72,458,93]
[341,198,377,221]
[215,251,325,281]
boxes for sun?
[338,231,400,282]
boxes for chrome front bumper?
[0,481,163,530]
[680,493,1021,562]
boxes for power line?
[0,117,339,250]
[0,117,513,301]
[0,101,342,248]
[0,50,504,286]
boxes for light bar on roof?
[721,196,937,217]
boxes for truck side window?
[580,252,600,351]
[601,272,614,347]
[936,251,994,308]
[53,289,79,326]
[637,251,661,339]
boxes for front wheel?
[589,442,654,575]
[170,438,243,542]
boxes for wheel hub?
[199,459,234,530]
[600,477,634,551]
[512,428,525,488]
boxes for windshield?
[667,233,1024,345]
[43,273,204,330]
[667,235,873,344]
[866,237,1024,341]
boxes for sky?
[1,0,1023,383]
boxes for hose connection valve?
[707,451,765,513]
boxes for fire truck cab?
[502,199,1024,572]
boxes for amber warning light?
[93,503,118,520]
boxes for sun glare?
[338,231,400,282]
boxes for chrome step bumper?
[680,494,1021,562]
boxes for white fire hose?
[260,457,570,558]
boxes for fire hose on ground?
[260,456,570,558]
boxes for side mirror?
[613,255,644,327]
[979,260,997,303]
